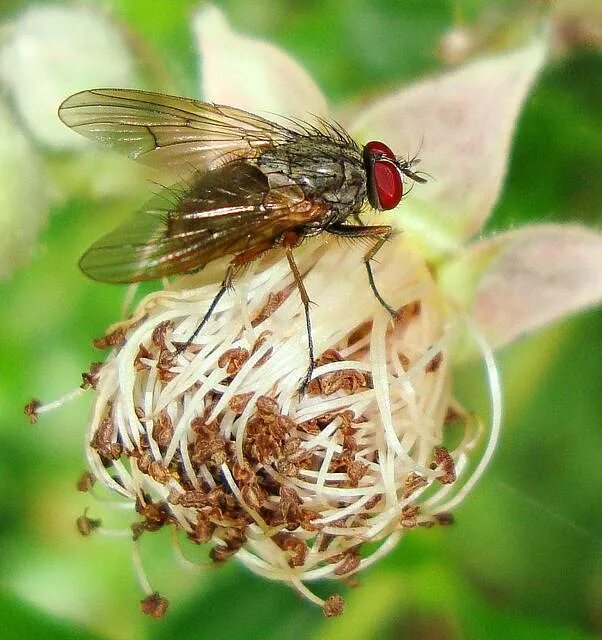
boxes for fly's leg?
[174,267,233,355]
[327,223,396,318]
[363,227,396,317]
[176,241,274,355]
[282,232,315,396]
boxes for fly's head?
[363,141,427,211]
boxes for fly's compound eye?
[363,140,403,211]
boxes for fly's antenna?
[394,136,433,184]
[400,134,425,167]
[400,165,429,184]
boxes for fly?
[58,89,427,391]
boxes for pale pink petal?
[462,225,602,348]
[194,5,328,117]
[349,40,546,242]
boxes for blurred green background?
[0,1,600,639]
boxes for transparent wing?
[59,88,299,173]
[78,162,319,283]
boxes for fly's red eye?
[365,140,396,161]
[373,161,403,210]
[364,140,403,210]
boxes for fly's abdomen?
[258,138,367,220]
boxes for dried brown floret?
[76,511,101,536]
[210,544,235,562]
[299,508,322,531]
[152,410,174,450]
[397,300,421,326]
[210,526,247,562]
[281,437,302,457]
[346,319,372,346]
[189,514,216,544]
[190,420,227,465]
[431,446,456,484]
[177,489,211,509]
[256,395,279,416]
[131,521,147,541]
[323,593,344,617]
[252,291,288,326]
[151,320,174,348]
[434,512,455,526]
[398,352,411,368]
[23,398,41,424]
[229,392,254,414]
[134,344,153,371]
[279,485,302,524]
[133,450,153,474]
[307,349,367,396]
[218,347,250,375]
[248,431,281,464]
[250,330,274,366]
[232,461,254,484]
[403,472,427,498]
[346,459,368,487]
[148,460,172,484]
[425,351,443,373]
[296,418,320,435]
[273,532,308,567]
[241,482,266,510]
[244,401,296,465]
[333,549,361,576]
[444,405,464,423]
[400,504,421,529]
[140,592,169,619]
[362,494,383,511]
[76,471,96,492]
[136,497,170,527]
[275,458,297,477]
[156,349,177,382]
[81,362,103,389]
[90,416,122,461]
[276,414,296,437]
[92,327,126,349]
[339,424,358,453]
[321,409,355,430]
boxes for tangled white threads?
[33,236,496,617]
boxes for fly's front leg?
[327,223,396,318]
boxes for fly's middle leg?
[281,232,315,396]
[327,223,396,318]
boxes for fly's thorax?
[258,138,367,220]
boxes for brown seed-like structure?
[23,398,41,424]
[73,240,486,613]
[140,592,169,619]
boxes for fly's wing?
[59,89,299,175]
[79,162,322,283]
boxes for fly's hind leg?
[327,223,396,318]
[176,241,274,355]
[174,265,234,355]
